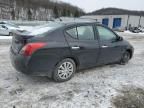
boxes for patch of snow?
[0,36,12,39]
[0,30,144,108]
[19,26,34,32]
[124,30,144,36]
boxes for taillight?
[20,42,46,56]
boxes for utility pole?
[126,15,130,30]
[138,16,142,27]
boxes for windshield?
[29,27,54,35]
[5,23,19,28]
[29,22,64,36]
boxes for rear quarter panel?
[26,28,71,77]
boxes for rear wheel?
[9,32,13,36]
[53,58,76,82]
[120,51,131,65]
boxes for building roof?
[87,8,144,16]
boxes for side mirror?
[117,36,123,41]
[2,25,5,28]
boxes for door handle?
[101,45,108,48]
[71,46,80,50]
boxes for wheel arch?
[126,49,133,59]
[68,56,79,68]
[57,56,80,69]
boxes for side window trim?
[65,24,97,41]
[76,26,79,40]
[94,24,100,41]
[65,26,78,39]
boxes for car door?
[96,25,123,65]
[65,24,100,69]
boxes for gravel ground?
[0,32,144,108]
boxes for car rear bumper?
[10,47,29,74]
[10,47,53,77]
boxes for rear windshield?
[29,22,64,36]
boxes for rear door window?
[77,25,95,40]
[66,25,95,40]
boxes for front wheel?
[120,51,131,65]
[9,32,13,36]
[53,58,76,82]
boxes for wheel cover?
[57,62,74,80]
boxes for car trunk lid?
[11,34,34,54]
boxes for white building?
[81,15,144,30]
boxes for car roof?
[53,17,100,25]
[53,21,100,27]
[38,21,102,31]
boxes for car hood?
[8,26,24,31]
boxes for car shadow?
[14,63,121,84]
[77,63,120,74]
[15,72,54,84]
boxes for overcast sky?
[59,0,144,13]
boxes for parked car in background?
[129,27,141,33]
[138,27,144,33]
[0,21,25,36]
[10,21,134,82]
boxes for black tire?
[9,32,13,36]
[53,58,76,82]
[120,51,131,65]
